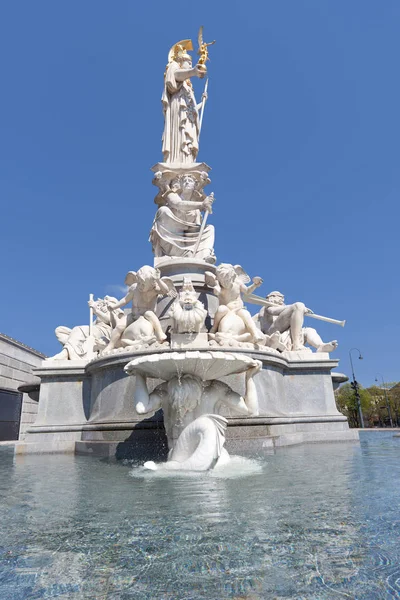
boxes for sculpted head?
[181,174,196,191]
[180,57,192,70]
[96,296,118,311]
[266,291,284,306]
[216,264,236,288]
[136,266,159,292]
[179,278,197,308]
[170,278,206,333]
[179,290,198,310]
[171,174,197,196]
[167,374,203,417]
[94,296,119,324]
[168,40,193,70]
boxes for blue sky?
[0,1,399,386]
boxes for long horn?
[306,314,346,327]
[243,293,274,308]
[245,293,346,327]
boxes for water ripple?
[0,432,399,599]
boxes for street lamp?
[375,373,393,428]
[349,348,364,428]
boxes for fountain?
[17,29,358,463]
[5,26,400,600]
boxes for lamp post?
[375,373,393,428]
[349,348,364,428]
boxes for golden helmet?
[167,39,193,64]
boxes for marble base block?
[17,348,358,456]
[170,332,208,349]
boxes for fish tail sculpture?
[144,414,228,472]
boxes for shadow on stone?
[115,410,169,462]
[82,378,92,421]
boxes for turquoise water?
[0,431,399,599]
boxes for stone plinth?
[17,348,358,456]
[170,333,208,349]
[18,361,91,453]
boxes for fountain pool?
[1,431,399,599]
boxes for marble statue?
[205,264,265,345]
[126,355,261,470]
[162,39,207,164]
[254,291,338,353]
[103,266,176,352]
[144,415,228,472]
[49,297,120,360]
[150,172,215,262]
[169,278,207,334]
[28,30,352,462]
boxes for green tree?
[335,383,374,428]
[366,382,400,427]
[389,384,400,426]
[365,385,388,426]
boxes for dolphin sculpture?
[144,414,228,471]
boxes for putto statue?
[162,38,207,164]
[254,291,339,353]
[103,266,176,352]
[150,171,215,262]
[205,264,265,345]
[49,297,120,361]
[169,278,207,334]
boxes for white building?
[0,333,46,440]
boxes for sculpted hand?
[306,307,314,315]
[135,402,147,415]
[252,276,263,287]
[246,360,262,378]
[202,195,214,213]
[195,63,207,78]
[201,91,208,102]
[106,302,117,311]
[158,276,177,298]
[129,368,146,378]
[88,299,96,309]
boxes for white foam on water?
[210,455,264,478]
[129,466,204,480]
[129,455,263,480]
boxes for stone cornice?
[0,333,47,359]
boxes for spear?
[193,192,213,258]
[198,78,209,141]
[89,293,94,336]
[84,293,97,359]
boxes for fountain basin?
[14,346,358,457]
[2,431,398,599]
[124,350,260,381]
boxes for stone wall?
[0,334,45,439]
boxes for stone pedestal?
[16,361,91,454]
[17,348,358,457]
[171,332,208,349]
